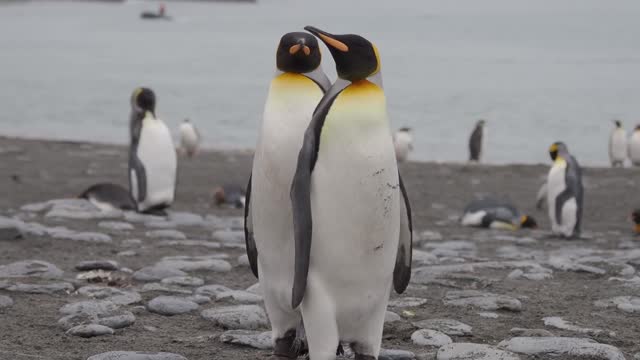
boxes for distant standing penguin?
[628,125,640,166]
[609,120,627,167]
[393,127,413,163]
[179,118,200,157]
[244,32,330,359]
[291,26,412,360]
[128,87,177,215]
[547,142,583,238]
[469,119,486,162]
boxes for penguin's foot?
[272,329,298,359]
[141,205,168,216]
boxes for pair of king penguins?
[128,87,177,215]
[547,142,583,238]
[245,27,412,360]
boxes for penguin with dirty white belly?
[547,141,583,238]
[244,32,330,359]
[609,119,627,167]
[628,124,640,166]
[290,26,413,360]
[128,87,177,215]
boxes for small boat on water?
[141,3,171,20]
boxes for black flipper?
[393,172,413,294]
[129,110,147,203]
[244,174,259,278]
[290,81,348,309]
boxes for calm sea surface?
[1,0,640,164]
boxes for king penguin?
[393,127,413,163]
[468,119,486,162]
[609,120,627,167]
[128,87,177,215]
[244,32,330,359]
[179,118,200,158]
[628,124,640,166]
[547,142,583,238]
[290,26,413,360]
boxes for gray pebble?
[76,260,119,271]
[98,221,134,231]
[185,295,211,304]
[201,305,268,330]
[117,250,137,257]
[411,329,452,347]
[509,328,555,337]
[58,300,136,330]
[413,319,472,336]
[158,240,221,249]
[6,282,73,294]
[219,330,272,350]
[211,230,243,244]
[0,295,13,308]
[380,349,416,360]
[145,229,186,240]
[140,283,193,295]
[161,276,204,287]
[437,343,520,360]
[0,222,22,241]
[216,290,263,304]
[66,324,114,338]
[77,286,141,305]
[245,283,261,295]
[121,239,142,247]
[87,351,188,360]
[167,211,204,227]
[498,337,624,360]
[388,297,428,308]
[133,265,188,282]
[0,260,64,279]
[237,254,249,266]
[385,311,402,323]
[157,256,231,272]
[147,296,199,316]
[443,290,522,312]
[195,284,232,297]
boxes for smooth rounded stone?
[211,230,244,244]
[0,222,22,241]
[413,319,472,336]
[385,311,402,323]
[237,254,249,266]
[388,297,428,308]
[498,337,625,360]
[133,265,188,282]
[205,215,243,230]
[594,296,640,314]
[0,260,64,279]
[145,220,178,229]
[157,256,232,272]
[245,283,261,295]
[201,305,268,330]
[161,276,204,287]
[98,221,134,231]
[634,353,640,360]
[77,286,142,305]
[419,230,443,241]
[140,283,193,295]
[196,284,232,297]
[547,256,606,275]
[443,290,522,312]
[66,324,114,338]
[117,250,138,257]
[413,250,439,266]
[87,351,188,360]
[59,304,135,331]
[186,295,211,304]
[219,330,272,350]
[147,296,199,316]
[60,300,119,316]
[379,349,417,360]
[121,239,142,247]
[542,317,603,335]
[44,199,122,220]
[509,328,555,337]
[478,312,499,319]
[0,295,14,308]
[411,329,452,347]
[76,260,119,272]
[48,228,113,243]
[437,343,520,360]
[158,240,221,249]
[167,211,204,227]
[145,229,186,240]
[7,282,73,294]
[216,290,263,304]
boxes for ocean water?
[1,0,640,165]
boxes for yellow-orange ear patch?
[133,87,143,100]
[318,33,349,52]
[549,143,558,152]
[303,45,311,56]
[289,44,301,55]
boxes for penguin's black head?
[304,26,380,82]
[131,87,156,113]
[549,141,567,161]
[614,120,622,128]
[477,119,486,127]
[520,215,538,229]
[276,32,321,74]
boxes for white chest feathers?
[393,131,413,162]
[179,121,200,157]
[137,115,177,209]
[609,127,627,165]
[629,131,640,165]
